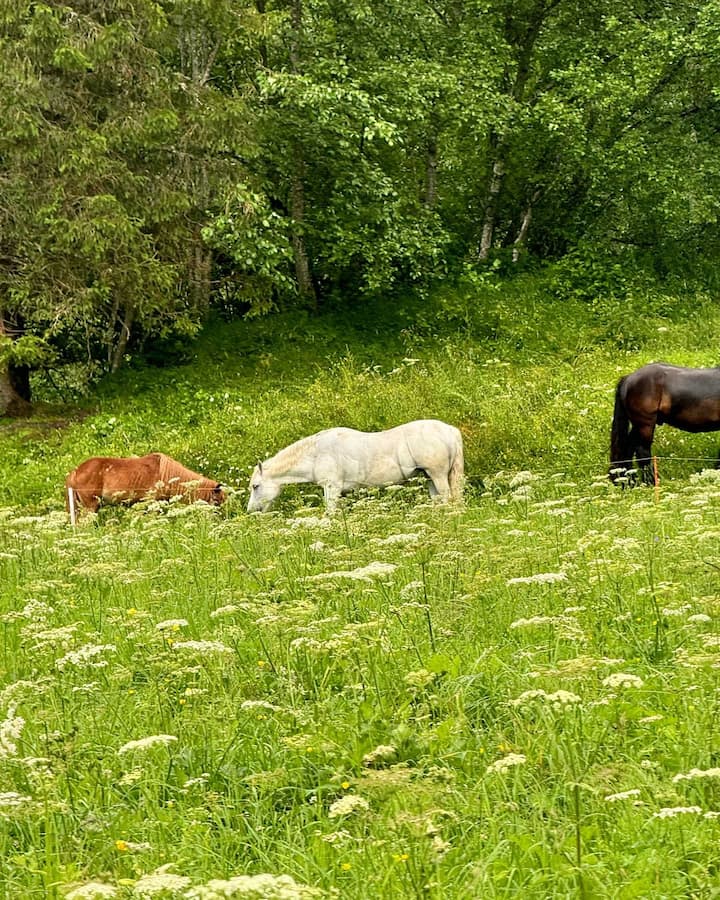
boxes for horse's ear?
[213,483,223,493]
[258,461,263,475]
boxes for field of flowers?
[2,465,720,898]
[3,282,720,898]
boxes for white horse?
[247,419,464,513]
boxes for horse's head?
[211,483,226,505]
[247,462,280,512]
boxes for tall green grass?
[2,276,720,897]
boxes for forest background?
[2,0,720,415]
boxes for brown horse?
[610,362,720,482]
[65,453,225,523]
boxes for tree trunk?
[190,228,213,312]
[424,136,438,208]
[0,316,31,416]
[110,303,135,373]
[0,367,31,417]
[512,189,541,263]
[478,158,506,260]
[290,166,318,308]
[478,1,554,261]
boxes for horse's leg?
[323,483,341,513]
[427,471,451,502]
[630,423,655,485]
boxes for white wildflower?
[639,715,664,724]
[486,753,526,774]
[687,614,712,624]
[0,791,32,809]
[509,471,537,488]
[602,672,644,689]
[400,580,423,599]
[319,829,354,845]
[0,706,24,758]
[155,619,188,631]
[56,643,117,671]
[186,872,321,898]
[510,689,581,709]
[507,572,567,586]
[118,735,178,755]
[604,789,641,802]
[183,774,210,789]
[509,689,547,706]
[403,668,437,691]
[64,883,118,899]
[240,700,283,713]
[672,767,720,783]
[509,615,555,629]
[287,516,331,529]
[210,605,239,618]
[328,794,371,818]
[307,561,397,582]
[661,604,692,617]
[362,744,397,767]
[652,806,702,819]
[133,867,192,896]
[373,533,420,546]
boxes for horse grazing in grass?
[65,453,225,524]
[610,362,720,482]
[247,419,464,513]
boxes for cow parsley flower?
[602,672,644,689]
[0,791,32,809]
[308,562,397,582]
[186,873,322,898]
[240,700,283,713]
[509,615,556,629]
[210,605,239,618]
[328,795,371,818]
[510,689,581,709]
[64,883,118,899]
[155,619,189,631]
[652,806,702,819]
[56,643,117,671]
[133,867,192,896]
[486,753,526,774]
[672,767,720,783]
[0,706,24,758]
[507,572,567,586]
[117,734,177,755]
[604,789,641,802]
[362,744,397,767]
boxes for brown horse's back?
[65,453,225,515]
[625,363,720,432]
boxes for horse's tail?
[448,430,465,502]
[609,376,631,479]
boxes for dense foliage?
[2,0,720,410]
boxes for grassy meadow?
[2,277,720,898]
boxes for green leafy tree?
[0,0,251,413]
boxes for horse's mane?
[157,453,214,485]
[266,433,320,472]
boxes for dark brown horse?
[65,452,225,523]
[610,363,720,482]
